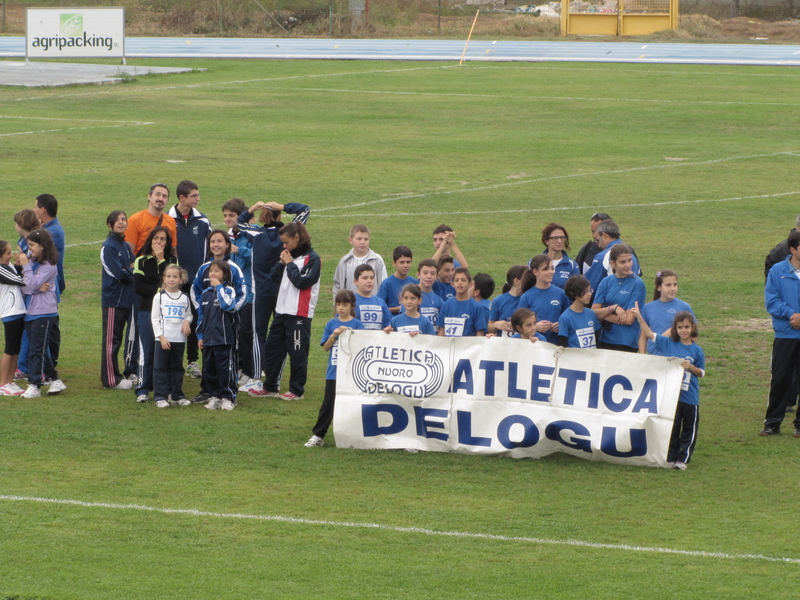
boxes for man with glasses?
[168,180,211,379]
[576,212,611,275]
[584,219,642,296]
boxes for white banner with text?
[27,8,125,59]
[333,331,684,468]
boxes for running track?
[1,37,800,66]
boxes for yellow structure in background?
[560,0,678,36]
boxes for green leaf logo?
[60,14,83,37]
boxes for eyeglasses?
[547,236,566,241]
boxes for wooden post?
[459,10,479,66]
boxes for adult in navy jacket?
[762,230,800,436]
[100,210,136,389]
[237,201,310,384]
[168,180,212,373]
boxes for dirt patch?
[722,318,773,332]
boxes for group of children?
[306,222,705,471]
[0,210,66,399]
[0,210,704,469]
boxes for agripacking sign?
[26,8,125,59]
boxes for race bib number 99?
[359,305,383,330]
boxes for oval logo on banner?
[352,345,445,399]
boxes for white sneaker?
[238,378,262,393]
[219,399,235,411]
[47,379,66,395]
[238,371,249,386]
[187,362,202,379]
[204,397,221,410]
[177,398,192,406]
[114,379,133,390]
[136,394,149,403]
[8,382,24,394]
[21,385,41,398]
[304,435,325,448]
[0,384,17,396]
[127,373,139,385]
[155,399,171,408]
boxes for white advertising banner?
[26,8,125,59]
[333,331,684,468]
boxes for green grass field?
[1,57,800,599]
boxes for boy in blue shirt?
[412,258,444,327]
[471,273,495,322]
[433,256,456,301]
[353,264,392,331]
[377,245,418,315]
[437,268,487,337]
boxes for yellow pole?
[459,10,480,66]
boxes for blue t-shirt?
[437,297,488,337]
[510,332,547,342]
[478,298,491,322]
[433,280,456,302]
[321,316,364,380]
[517,285,569,344]
[377,274,419,310]
[651,336,705,406]
[557,307,598,349]
[551,253,579,290]
[390,313,436,336]
[594,274,647,349]
[489,291,522,338]
[404,290,443,327]
[641,298,694,354]
[355,293,392,330]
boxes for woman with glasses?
[540,223,579,289]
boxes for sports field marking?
[1,494,797,564]
[316,151,800,213]
[0,115,153,137]
[0,64,458,105]
[508,65,800,78]
[269,86,800,107]
[317,190,800,219]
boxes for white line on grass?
[0,115,152,124]
[0,65,458,105]
[316,190,800,219]
[501,65,800,78]
[0,121,154,138]
[316,151,800,213]
[268,86,800,107]
[1,494,797,564]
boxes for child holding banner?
[633,304,705,471]
[305,290,364,448]
[638,269,695,355]
[508,308,546,343]
[385,284,436,336]
[488,265,528,337]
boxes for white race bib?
[444,317,466,337]
[397,325,420,334]
[421,307,439,325]
[576,326,596,349]
[359,304,383,330]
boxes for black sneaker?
[759,426,780,436]
[794,428,800,438]
[190,392,211,404]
